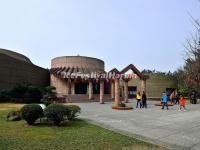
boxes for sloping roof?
[51,64,149,80]
[50,67,106,78]
[108,64,149,80]
[0,48,32,64]
[120,64,143,79]
[108,68,120,74]
[120,64,149,80]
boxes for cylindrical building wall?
[51,56,105,96]
[51,56,104,71]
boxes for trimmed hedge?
[21,104,43,125]
[0,90,12,103]
[18,104,81,126]
[41,86,57,106]
[0,82,43,103]
[65,105,81,120]
[44,104,70,126]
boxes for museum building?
[0,49,177,102]
[50,56,149,103]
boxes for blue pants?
[162,102,168,109]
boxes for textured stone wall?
[51,56,104,71]
[125,74,177,98]
[0,53,50,90]
[51,56,105,96]
[50,75,67,95]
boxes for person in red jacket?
[179,95,187,111]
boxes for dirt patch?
[0,103,24,111]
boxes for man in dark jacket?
[142,91,147,108]
[175,91,180,104]
[190,91,197,104]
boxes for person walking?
[190,91,197,104]
[136,92,142,108]
[170,92,175,104]
[179,95,187,111]
[175,91,180,105]
[142,91,147,108]
[161,92,169,110]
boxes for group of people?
[136,91,147,108]
[169,91,181,104]
[135,90,198,111]
[162,91,186,111]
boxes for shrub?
[10,82,43,103]
[21,104,43,125]
[118,102,126,107]
[41,86,57,106]
[0,90,11,102]
[179,87,191,97]
[65,105,81,120]
[44,104,70,126]
[7,110,21,121]
[23,86,43,103]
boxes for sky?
[0,0,199,72]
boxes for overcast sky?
[0,0,199,72]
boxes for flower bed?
[112,106,133,110]
[154,103,174,106]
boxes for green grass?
[0,104,166,150]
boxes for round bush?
[65,105,81,120]
[44,104,70,126]
[21,104,43,125]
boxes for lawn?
[0,104,166,150]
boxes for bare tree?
[175,3,200,94]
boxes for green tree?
[174,9,200,95]
[41,86,57,106]
[10,82,42,103]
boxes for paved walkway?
[74,100,200,150]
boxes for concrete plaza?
[75,100,200,150]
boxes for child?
[179,95,187,111]
[161,92,169,110]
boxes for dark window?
[128,86,137,98]
[93,83,100,94]
[104,81,110,94]
[75,83,88,94]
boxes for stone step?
[62,94,113,103]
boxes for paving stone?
[72,100,200,149]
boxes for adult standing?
[136,92,142,108]
[175,91,180,104]
[190,91,197,104]
[170,92,174,104]
[142,91,147,108]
